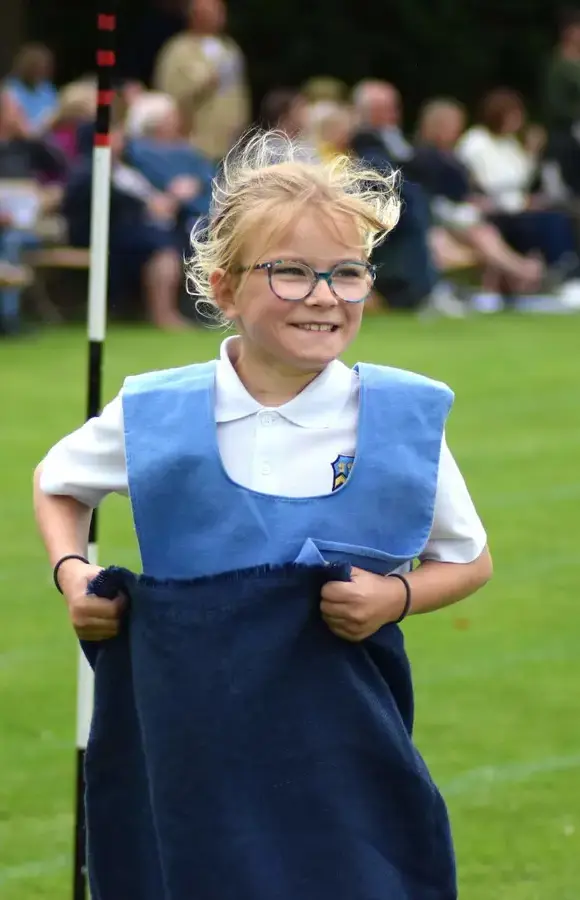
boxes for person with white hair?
[62,123,189,331]
[352,80,414,164]
[350,80,467,316]
[123,91,215,225]
[125,91,178,138]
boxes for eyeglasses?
[236,259,377,303]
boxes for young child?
[34,131,492,900]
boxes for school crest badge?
[331,454,354,491]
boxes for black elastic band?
[389,573,412,623]
[53,554,89,594]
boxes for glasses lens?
[330,263,374,302]
[270,261,315,300]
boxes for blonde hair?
[57,79,97,121]
[308,103,356,146]
[186,129,400,320]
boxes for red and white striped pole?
[73,8,117,899]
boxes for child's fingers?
[323,616,359,642]
[321,607,350,631]
[320,599,349,618]
[75,620,121,641]
[81,594,125,620]
[320,581,354,603]
[69,595,126,636]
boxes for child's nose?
[305,277,338,306]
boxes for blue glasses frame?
[236,259,377,303]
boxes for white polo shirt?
[40,337,486,564]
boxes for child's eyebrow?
[273,256,366,266]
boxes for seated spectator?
[351,80,465,316]
[456,89,545,213]
[0,90,67,335]
[457,88,580,307]
[351,80,416,166]
[3,43,59,136]
[414,98,543,292]
[49,78,98,165]
[62,125,189,331]
[124,91,214,226]
[0,90,66,182]
[309,103,355,162]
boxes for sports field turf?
[1,313,579,899]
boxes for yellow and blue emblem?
[331,454,354,491]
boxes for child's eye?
[334,265,366,280]
[275,265,310,279]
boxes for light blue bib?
[122,361,453,579]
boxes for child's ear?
[210,269,238,322]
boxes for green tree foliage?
[230,0,563,123]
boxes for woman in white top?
[456,88,580,306]
[456,89,541,213]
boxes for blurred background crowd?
[3,0,580,335]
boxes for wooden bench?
[23,246,91,323]
[25,246,91,270]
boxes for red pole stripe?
[98,14,116,30]
[94,133,111,147]
[96,50,116,67]
[97,89,115,106]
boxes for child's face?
[213,209,367,374]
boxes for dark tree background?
[24,0,571,125]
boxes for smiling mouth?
[291,323,339,332]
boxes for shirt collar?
[215,336,356,428]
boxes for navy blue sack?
[83,563,456,900]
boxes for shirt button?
[260,413,277,426]
[261,462,271,475]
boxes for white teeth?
[296,324,335,332]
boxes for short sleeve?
[420,434,487,564]
[39,393,128,509]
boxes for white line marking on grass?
[0,854,68,885]
[2,757,579,882]
[441,753,580,797]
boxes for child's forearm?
[405,548,493,616]
[33,465,93,567]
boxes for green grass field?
[1,314,580,899]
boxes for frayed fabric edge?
[88,561,351,598]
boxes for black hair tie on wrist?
[53,554,90,594]
[388,572,412,623]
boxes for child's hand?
[57,559,126,641]
[320,567,407,642]
[147,193,178,222]
[169,175,201,201]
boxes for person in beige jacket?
[153,0,251,161]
